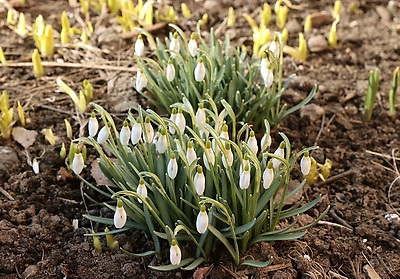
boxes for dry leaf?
[193,265,212,279]
[363,264,382,279]
[11,127,37,149]
[90,159,115,186]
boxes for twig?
[314,114,336,147]
[220,264,241,279]
[328,209,353,230]
[316,170,358,187]
[39,104,75,116]
[365,150,400,161]
[0,186,14,200]
[120,22,168,39]
[261,263,291,272]
[328,270,349,279]
[318,220,353,232]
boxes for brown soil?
[1,0,400,278]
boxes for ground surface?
[0,0,400,278]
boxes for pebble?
[22,265,39,279]
[308,35,328,52]
[300,104,325,122]
[375,6,391,23]
[290,76,316,92]
[310,11,333,27]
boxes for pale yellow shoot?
[7,10,15,25]
[42,25,54,57]
[41,128,56,146]
[17,12,28,37]
[64,119,73,139]
[80,0,89,16]
[282,28,289,44]
[298,32,307,60]
[17,101,26,127]
[32,49,44,78]
[57,78,87,113]
[276,5,288,29]
[304,14,312,33]
[0,91,13,139]
[181,3,191,19]
[332,0,342,19]
[0,47,6,65]
[81,28,89,44]
[260,3,271,26]
[329,18,339,48]
[200,13,208,26]
[228,7,235,27]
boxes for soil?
[1,0,400,278]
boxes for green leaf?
[221,219,256,238]
[181,257,205,270]
[149,258,195,271]
[250,231,306,245]
[240,258,273,267]
[279,195,321,220]
[82,214,147,230]
[207,224,239,264]
[120,247,156,257]
[84,228,130,236]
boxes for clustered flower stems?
[135,24,316,130]
[80,99,328,269]
[363,69,380,122]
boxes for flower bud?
[174,108,186,135]
[222,143,233,168]
[167,153,178,179]
[169,33,180,56]
[188,34,198,57]
[88,112,99,137]
[186,141,197,166]
[194,57,206,82]
[114,199,127,228]
[169,108,177,134]
[239,165,251,190]
[300,151,311,176]
[261,56,274,88]
[261,133,272,152]
[196,205,208,234]
[136,69,147,92]
[194,165,205,195]
[32,158,39,174]
[166,60,175,82]
[240,154,250,174]
[143,117,154,143]
[97,125,109,144]
[220,124,229,140]
[170,240,181,265]
[247,130,258,154]
[131,121,142,145]
[263,161,274,189]
[269,40,280,58]
[195,103,206,136]
[272,142,285,168]
[72,151,84,175]
[120,121,130,146]
[134,34,145,57]
[203,140,215,170]
[156,129,168,154]
[136,179,147,203]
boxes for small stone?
[310,11,333,27]
[300,104,325,122]
[308,35,328,52]
[290,76,316,92]
[11,127,38,149]
[376,6,391,23]
[285,19,302,33]
[22,265,39,279]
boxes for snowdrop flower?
[220,124,229,141]
[222,143,234,168]
[203,140,215,170]
[239,165,251,190]
[134,34,145,57]
[119,121,130,146]
[156,129,168,154]
[143,117,154,143]
[167,153,178,179]
[194,57,206,82]
[300,151,311,176]
[136,179,147,203]
[269,40,280,58]
[272,142,285,168]
[32,158,39,174]
[88,112,99,137]
[72,151,84,175]
[247,131,258,154]
[186,141,197,166]
[174,108,186,135]
[240,154,250,174]
[114,199,127,229]
[261,133,272,152]
[166,59,175,82]
[194,165,205,195]
[195,103,207,137]
[97,124,109,144]
[169,32,180,56]
[135,69,147,92]
[260,55,274,88]
[169,240,181,265]
[169,108,177,134]
[188,34,198,57]
[196,205,208,234]
[131,121,142,145]
[263,161,274,189]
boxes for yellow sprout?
[200,13,208,26]
[105,227,119,250]
[304,157,332,184]
[32,49,44,78]
[61,28,69,44]
[92,231,102,252]
[61,11,71,34]
[0,47,6,65]
[0,91,14,139]
[60,143,67,159]
[83,79,93,102]
[276,5,288,29]
[282,28,289,44]
[329,18,339,48]
[181,3,191,19]
[80,0,89,16]
[139,1,154,26]
[228,7,235,27]
[332,0,343,19]
[260,3,271,26]
[57,78,87,113]
[64,119,73,139]
[81,28,89,44]
[274,0,283,15]
[304,14,312,33]
[17,101,26,127]
[284,32,307,61]
[42,25,54,57]
[17,12,28,37]
[41,128,56,146]
[7,10,15,24]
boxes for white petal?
[269,41,280,58]
[170,244,181,265]
[239,170,250,190]
[263,167,274,189]
[262,69,274,88]
[156,134,168,154]
[135,37,145,57]
[247,136,258,154]
[194,62,206,82]
[169,112,177,134]
[113,206,127,228]
[167,158,178,179]
[300,156,311,175]
[203,148,215,170]
[166,63,175,82]
[97,126,109,144]
[195,108,206,131]
[174,113,186,134]
[169,38,180,56]
[143,122,154,143]
[188,39,198,57]
[196,211,209,234]
[131,123,142,145]
[136,183,147,203]
[261,134,272,152]
[194,171,205,195]
[272,147,284,168]
[88,117,99,137]
[136,70,147,91]
[72,153,84,175]
[32,159,39,174]
[186,147,197,166]
[120,126,130,146]
[222,149,234,168]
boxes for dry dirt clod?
[11,127,38,149]
[308,35,328,52]
[300,104,325,122]
[22,265,39,279]
[310,11,333,27]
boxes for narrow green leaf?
[181,257,205,270]
[240,258,273,267]
[149,258,195,271]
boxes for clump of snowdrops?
[134,24,316,130]
[76,97,328,270]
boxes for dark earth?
[1,0,400,278]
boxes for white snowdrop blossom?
[220,124,229,141]
[32,158,39,174]
[131,122,142,145]
[167,154,178,179]
[196,205,209,234]
[169,241,181,265]
[239,165,251,190]
[136,69,147,91]
[203,140,215,170]
[247,131,258,154]
[119,121,130,146]
[222,144,234,168]
[188,36,198,57]
[194,166,205,195]
[174,109,186,135]
[134,34,145,57]
[272,142,285,168]
[88,112,99,137]
[186,141,197,166]
[156,129,168,154]
[300,151,312,176]
[72,152,84,175]
[169,108,177,134]
[261,57,274,88]
[169,33,180,56]
[194,58,206,82]
[97,125,109,144]
[240,154,250,175]
[136,179,147,203]
[269,40,280,58]
[263,161,274,189]
[166,60,175,82]
[195,103,207,137]
[113,199,127,228]
[261,133,272,152]
[143,117,154,143]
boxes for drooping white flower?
[261,57,274,88]
[152,130,159,145]
[247,131,258,154]
[166,60,175,82]
[186,141,197,166]
[134,34,145,57]
[135,69,147,92]
[194,57,206,82]
[131,121,142,145]
[272,142,285,168]
[143,117,154,143]
[72,152,84,175]
[188,35,198,57]
[222,143,234,168]
[239,165,251,190]
[114,199,127,228]
[263,161,274,189]
[196,205,208,234]
[169,240,181,265]
[169,33,180,56]
[300,151,311,176]
[195,103,207,137]
[119,121,130,146]
[269,40,280,58]
[203,140,215,170]
[136,179,147,203]
[167,154,178,179]
[156,129,168,154]
[240,154,250,175]
[261,133,272,152]
[194,165,205,195]
[169,108,177,134]
[88,112,99,137]
[32,158,39,174]
[97,125,109,144]
[174,109,186,135]
[220,124,229,141]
